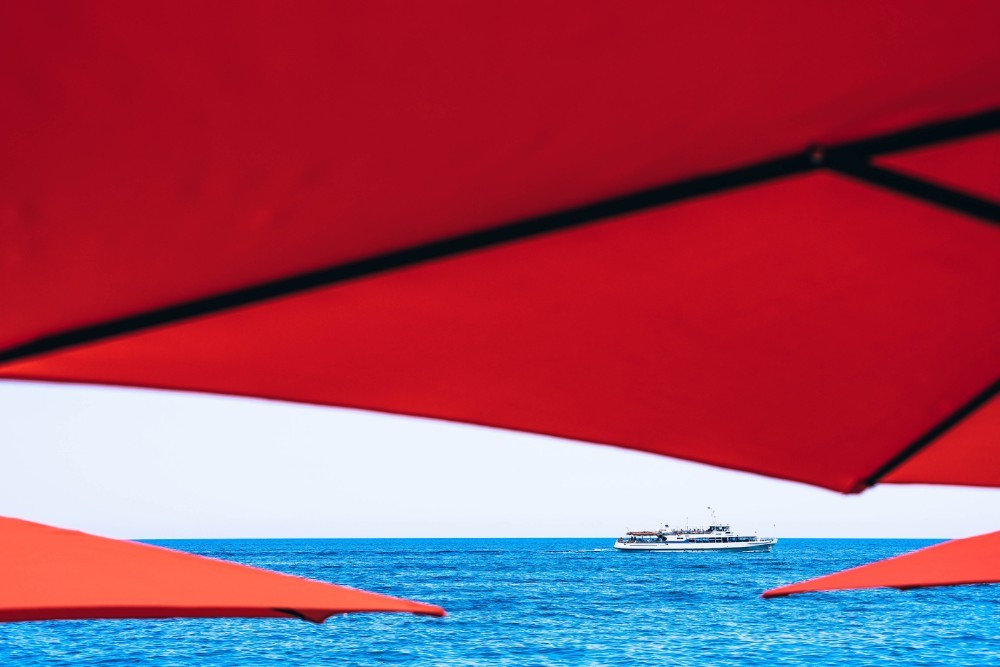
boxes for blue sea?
[1,538,997,666]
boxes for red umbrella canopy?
[1,1,998,494]
[0,517,444,623]
[763,531,1000,598]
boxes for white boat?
[613,514,776,552]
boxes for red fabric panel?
[3,1,1000,348]
[0,516,443,622]
[876,132,1000,203]
[3,173,998,492]
[883,394,1000,487]
[762,530,1000,597]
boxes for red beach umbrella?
[1,1,998,494]
[1,1,999,601]
[762,531,1000,598]
[0,517,444,623]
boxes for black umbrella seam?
[823,152,1000,224]
[853,377,1000,491]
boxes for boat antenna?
[708,506,716,525]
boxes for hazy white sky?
[1,379,995,540]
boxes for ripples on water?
[1,539,997,666]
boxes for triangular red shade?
[763,531,1000,598]
[0,517,444,623]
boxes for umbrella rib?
[821,106,999,225]
[0,152,816,365]
[854,376,1000,491]
[836,107,1000,157]
[824,153,1000,225]
[0,108,996,367]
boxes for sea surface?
[1,538,997,666]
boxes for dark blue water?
[1,539,997,666]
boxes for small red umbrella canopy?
[763,531,1000,598]
[0,517,444,623]
[1,1,999,601]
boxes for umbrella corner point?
[761,586,798,599]
[419,604,447,618]
[843,480,871,495]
